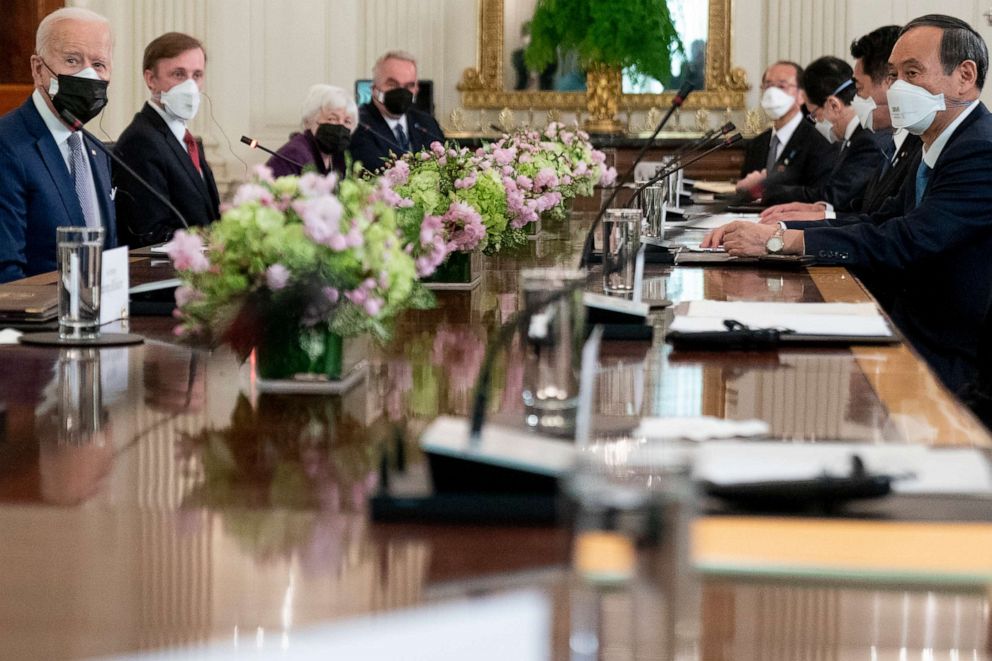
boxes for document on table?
[692,180,738,194]
[668,300,894,337]
[682,213,760,229]
[693,441,992,495]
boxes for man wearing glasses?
[737,61,837,202]
[350,50,445,172]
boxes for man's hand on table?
[759,201,828,225]
[701,221,805,257]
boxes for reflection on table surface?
[0,212,989,659]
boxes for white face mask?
[814,117,837,143]
[159,78,201,121]
[887,79,945,135]
[851,94,876,131]
[760,86,796,121]
[48,66,100,96]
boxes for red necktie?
[184,129,202,174]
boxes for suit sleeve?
[348,127,393,174]
[113,135,177,246]
[0,141,29,282]
[804,137,992,274]
[820,137,887,212]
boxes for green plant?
[525,0,684,83]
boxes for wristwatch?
[766,227,785,254]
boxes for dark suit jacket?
[851,133,923,215]
[113,103,220,247]
[349,102,445,173]
[804,103,992,392]
[266,130,344,178]
[740,116,838,201]
[0,98,117,283]
[762,124,890,210]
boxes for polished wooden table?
[1,212,990,660]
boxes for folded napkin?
[635,416,769,442]
[0,328,23,344]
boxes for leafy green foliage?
[525,0,684,83]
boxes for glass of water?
[602,209,641,295]
[57,226,104,340]
[520,267,587,434]
[639,182,667,240]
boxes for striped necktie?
[68,132,100,228]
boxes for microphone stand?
[240,135,305,169]
[578,82,693,268]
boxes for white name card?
[100,246,129,332]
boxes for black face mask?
[44,62,109,125]
[314,123,351,154]
[380,87,415,115]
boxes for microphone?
[578,80,693,268]
[59,108,191,238]
[626,122,737,209]
[668,121,736,161]
[413,121,445,145]
[628,133,744,204]
[240,135,304,169]
[358,122,408,154]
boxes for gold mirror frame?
[458,0,750,110]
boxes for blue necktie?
[915,161,931,207]
[394,123,411,152]
[878,142,896,178]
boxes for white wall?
[67,0,991,192]
[68,0,477,194]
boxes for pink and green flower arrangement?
[376,125,617,270]
[166,166,432,362]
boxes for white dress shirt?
[922,99,980,168]
[148,100,190,153]
[769,111,802,163]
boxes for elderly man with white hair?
[267,84,358,177]
[0,6,117,283]
[349,50,445,172]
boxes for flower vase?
[255,327,368,392]
[423,251,482,291]
[524,217,544,240]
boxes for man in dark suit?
[349,50,445,173]
[759,26,922,224]
[705,15,992,393]
[0,8,117,283]
[737,61,837,202]
[761,56,890,210]
[114,32,220,247]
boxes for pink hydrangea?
[363,298,383,316]
[165,230,209,273]
[444,202,485,252]
[492,147,516,166]
[174,285,201,307]
[534,167,559,191]
[299,171,338,196]
[323,287,340,304]
[599,166,618,186]
[384,159,410,186]
[454,172,478,190]
[298,196,344,246]
[252,164,275,183]
[265,264,290,290]
[232,183,274,206]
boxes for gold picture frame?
[458,0,750,111]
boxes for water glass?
[565,440,698,660]
[520,267,587,434]
[602,209,641,295]
[57,226,104,340]
[57,348,103,444]
[639,183,667,239]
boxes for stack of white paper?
[682,213,760,230]
[669,301,893,337]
